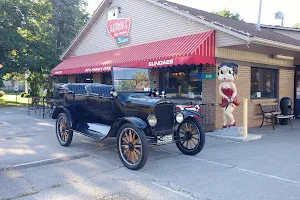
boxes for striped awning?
[52,30,215,76]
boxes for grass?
[0,93,30,107]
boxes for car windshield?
[112,67,151,92]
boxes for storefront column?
[93,73,103,83]
[68,75,76,83]
[201,65,218,132]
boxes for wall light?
[271,54,294,60]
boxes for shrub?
[0,91,5,97]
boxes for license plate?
[157,134,173,145]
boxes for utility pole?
[256,0,263,31]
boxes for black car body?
[52,67,205,170]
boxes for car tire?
[175,118,205,155]
[56,113,73,147]
[117,123,148,170]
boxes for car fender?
[181,110,204,121]
[52,106,81,128]
[108,117,148,137]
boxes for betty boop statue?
[218,63,240,128]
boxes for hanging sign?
[106,18,131,46]
[202,73,216,80]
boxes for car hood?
[122,93,172,107]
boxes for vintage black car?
[52,67,205,170]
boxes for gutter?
[252,37,300,52]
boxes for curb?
[206,133,263,142]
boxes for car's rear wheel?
[56,113,73,147]
[117,123,148,170]
[175,118,205,155]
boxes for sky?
[85,0,299,27]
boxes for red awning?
[52,30,215,76]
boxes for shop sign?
[202,73,216,80]
[116,36,130,46]
[106,18,131,46]
[148,59,174,67]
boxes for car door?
[86,94,100,118]
[99,97,114,121]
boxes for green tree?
[0,0,89,96]
[212,8,244,21]
[293,23,300,28]
[49,0,89,56]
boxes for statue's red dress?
[219,87,240,107]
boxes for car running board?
[74,123,112,140]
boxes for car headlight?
[175,112,184,123]
[147,114,157,127]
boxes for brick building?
[52,0,300,131]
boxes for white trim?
[261,25,300,32]
[252,37,300,52]
[60,0,108,60]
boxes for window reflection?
[163,69,202,99]
[251,67,277,98]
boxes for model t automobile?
[52,67,205,170]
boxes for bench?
[258,103,294,130]
[65,83,89,95]
[258,103,281,130]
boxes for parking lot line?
[156,149,299,186]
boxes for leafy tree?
[212,8,244,22]
[0,0,53,74]
[0,0,89,96]
[293,23,300,28]
[49,0,89,56]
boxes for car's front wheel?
[117,123,148,170]
[175,118,205,155]
[56,113,73,147]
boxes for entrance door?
[295,66,300,119]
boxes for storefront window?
[162,68,202,99]
[251,67,277,98]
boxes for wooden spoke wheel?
[175,118,205,155]
[56,113,73,147]
[117,123,148,170]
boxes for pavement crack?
[18,176,37,191]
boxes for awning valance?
[52,30,215,76]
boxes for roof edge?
[60,0,110,60]
[261,25,300,32]
[252,37,300,52]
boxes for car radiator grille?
[155,103,174,131]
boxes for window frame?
[250,67,278,99]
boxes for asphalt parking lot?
[1,107,300,200]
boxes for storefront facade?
[52,0,300,131]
